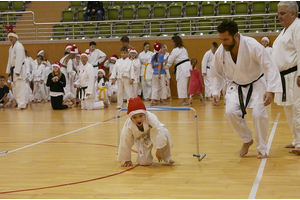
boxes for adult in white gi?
[161,43,171,100]
[201,42,219,99]
[117,97,174,167]
[85,41,106,77]
[272,1,300,154]
[211,20,282,159]
[110,47,135,109]
[261,37,273,55]
[166,36,192,105]
[5,28,26,110]
[75,53,107,110]
[138,42,153,100]
[129,49,141,98]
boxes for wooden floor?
[0,98,299,199]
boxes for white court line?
[0,120,105,157]
[248,113,281,199]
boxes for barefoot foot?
[285,144,295,148]
[289,148,300,155]
[257,152,268,159]
[239,140,254,157]
[169,159,175,164]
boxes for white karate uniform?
[43,65,52,100]
[201,49,214,98]
[86,48,107,77]
[32,63,47,101]
[24,57,34,103]
[110,58,135,108]
[265,46,273,55]
[104,60,115,77]
[272,18,300,148]
[163,52,171,98]
[131,58,141,98]
[138,51,153,100]
[211,34,282,155]
[166,47,191,99]
[96,78,110,101]
[6,41,26,108]
[75,62,104,110]
[117,111,173,165]
[60,56,76,101]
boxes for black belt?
[79,86,88,100]
[280,65,297,102]
[207,66,210,69]
[235,74,264,119]
[10,66,15,82]
[173,59,190,74]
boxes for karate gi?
[131,58,141,98]
[201,49,214,98]
[24,56,34,102]
[75,62,104,110]
[110,58,135,108]
[117,111,173,165]
[6,40,26,108]
[96,78,110,101]
[138,51,154,100]
[166,47,191,99]
[163,52,171,98]
[104,60,115,78]
[60,56,76,101]
[272,18,300,148]
[211,34,282,155]
[32,63,47,101]
[151,53,167,100]
[86,48,106,77]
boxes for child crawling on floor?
[117,96,175,167]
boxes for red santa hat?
[65,44,72,50]
[3,25,18,39]
[129,49,138,55]
[77,50,81,57]
[80,52,89,58]
[98,68,106,76]
[70,46,78,54]
[52,61,62,68]
[127,97,147,117]
[110,54,118,61]
[37,49,44,55]
[153,42,161,52]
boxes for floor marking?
[248,113,280,199]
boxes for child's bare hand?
[121,161,133,167]
[156,149,163,162]
[130,79,134,85]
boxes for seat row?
[53,16,283,39]
[0,1,26,11]
[62,1,279,22]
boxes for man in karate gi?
[210,20,282,159]
[85,41,106,77]
[5,25,27,110]
[272,1,300,155]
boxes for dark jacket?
[46,73,66,93]
[87,1,104,12]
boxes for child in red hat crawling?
[117,96,175,167]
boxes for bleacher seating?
[62,7,76,21]
[184,2,199,17]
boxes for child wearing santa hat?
[117,96,175,167]
[46,62,69,110]
[32,55,47,103]
[128,49,141,98]
[261,36,273,55]
[104,54,118,78]
[64,44,72,55]
[96,68,110,103]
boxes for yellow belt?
[98,87,106,101]
[142,63,151,81]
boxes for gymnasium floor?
[0,99,299,199]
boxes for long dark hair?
[153,52,159,63]
[97,74,109,83]
[171,36,184,48]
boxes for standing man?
[272,1,300,155]
[201,42,218,100]
[210,20,282,159]
[83,1,104,21]
[85,41,106,77]
[5,25,27,110]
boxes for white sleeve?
[165,48,178,69]
[97,50,106,64]
[148,112,168,149]
[210,51,225,98]
[117,120,135,162]
[201,51,209,74]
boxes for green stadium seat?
[122,5,135,19]
[107,5,120,20]
[153,3,167,18]
[76,7,86,21]
[83,23,97,36]
[200,1,215,16]
[103,1,111,8]
[53,24,66,37]
[67,24,82,38]
[148,21,162,35]
[164,20,178,34]
[11,1,25,11]
[98,22,112,37]
[131,21,145,36]
[249,16,265,32]
[266,16,282,32]
[2,10,17,25]
[234,1,249,15]
[217,1,232,15]
[179,19,195,34]
[0,1,10,11]
[0,26,6,41]
[251,1,266,14]
[70,1,82,9]
[128,1,140,6]
[169,2,183,18]
[185,2,199,17]
[113,1,126,7]
[268,1,279,13]
[137,4,151,19]
[114,22,128,35]
[232,17,247,32]
[195,19,213,34]
[62,7,76,22]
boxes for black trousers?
[50,95,68,110]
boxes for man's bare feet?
[289,147,300,155]
[257,152,268,159]
[121,161,133,167]
[169,159,175,164]
[285,144,295,148]
[239,140,253,157]
[179,101,189,106]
